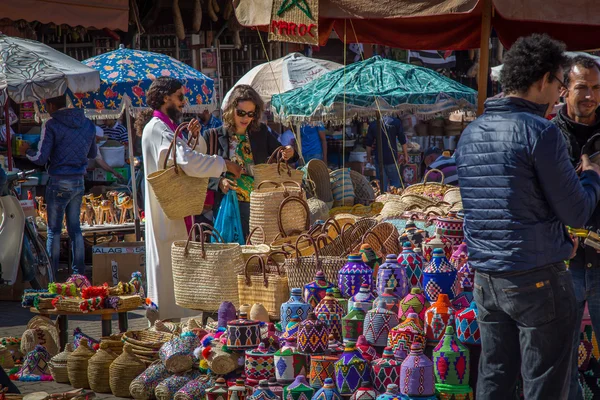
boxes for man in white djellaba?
[137,77,241,320]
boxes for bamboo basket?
[110,344,147,398]
[67,338,95,389]
[49,343,73,383]
[253,146,304,188]
[350,170,375,205]
[88,343,118,393]
[402,168,451,200]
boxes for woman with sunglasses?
[203,84,297,239]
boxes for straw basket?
[0,345,14,369]
[172,223,244,311]
[67,338,95,389]
[110,344,147,398]
[21,326,58,357]
[305,159,333,204]
[443,188,461,206]
[155,371,202,400]
[49,343,73,383]
[129,360,171,400]
[402,168,451,201]
[330,168,355,207]
[207,341,240,375]
[318,217,378,257]
[53,297,87,313]
[307,197,330,224]
[369,222,401,255]
[100,334,124,355]
[122,330,173,365]
[277,195,311,238]
[88,343,118,393]
[147,122,211,220]
[254,146,304,188]
[350,170,375,205]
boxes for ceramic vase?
[348,284,376,313]
[398,288,430,324]
[314,289,344,341]
[396,244,424,290]
[424,294,456,345]
[349,382,378,400]
[282,288,312,326]
[304,271,335,310]
[371,347,402,393]
[377,253,409,298]
[363,306,400,347]
[312,378,342,400]
[433,326,471,388]
[297,312,329,355]
[342,305,367,342]
[218,302,237,328]
[373,287,400,314]
[422,230,453,262]
[246,343,276,383]
[422,248,457,302]
[207,378,229,400]
[331,288,348,316]
[334,341,371,396]
[399,342,435,397]
[455,301,480,345]
[274,338,308,384]
[338,254,373,299]
[283,375,315,400]
[249,380,279,400]
[309,355,339,389]
[251,303,271,323]
[387,312,426,361]
[227,312,262,351]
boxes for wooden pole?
[477,0,493,115]
[4,90,12,171]
[125,106,141,241]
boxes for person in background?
[550,55,600,400]
[278,126,296,147]
[455,34,600,400]
[300,122,327,165]
[365,112,408,191]
[94,126,124,181]
[423,146,458,186]
[20,95,97,277]
[198,108,223,134]
[100,118,129,144]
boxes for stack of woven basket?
[122,330,174,366]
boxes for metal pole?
[4,89,12,171]
[125,106,141,240]
[377,114,384,192]
[477,0,493,115]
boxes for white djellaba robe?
[142,117,225,320]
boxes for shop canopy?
[490,52,600,82]
[2,0,129,32]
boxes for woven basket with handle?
[253,146,304,188]
[402,168,451,201]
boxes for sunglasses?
[236,109,257,118]
[554,75,567,90]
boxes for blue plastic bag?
[212,190,244,244]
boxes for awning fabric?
[1,0,129,31]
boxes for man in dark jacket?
[455,34,600,400]
[551,55,600,400]
[20,95,97,276]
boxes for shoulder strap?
[207,127,220,156]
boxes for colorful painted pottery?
[309,355,339,389]
[453,262,474,297]
[363,306,400,347]
[399,342,435,397]
[397,244,423,290]
[207,378,229,400]
[349,382,378,400]
[331,288,348,316]
[373,287,400,314]
[250,380,279,400]
[274,338,308,384]
[314,290,344,341]
[327,335,344,356]
[451,292,473,312]
[338,254,373,299]
[376,384,400,400]
[398,288,430,324]
[377,253,409,299]
[342,305,367,342]
[348,284,376,313]
[219,302,237,328]
[268,378,284,400]
[334,341,371,395]
[371,347,402,393]
[455,301,480,345]
[227,313,262,351]
[282,289,312,326]
[388,313,426,362]
[282,318,303,341]
[246,343,276,383]
[435,212,464,246]
[229,379,251,400]
[422,230,453,262]
[297,313,329,355]
[251,303,271,323]
[283,375,315,400]
[449,243,468,270]
[312,378,342,400]
[304,271,335,310]
[424,294,456,344]
[356,335,378,363]
[422,248,457,302]
[433,326,470,388]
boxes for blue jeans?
[46,177,85,275]
[377,162,401,191]
[474,263,577,400]
[568,264,600,400]
[304,152,323,163]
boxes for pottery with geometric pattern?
[399,342,435,397]
[334,341,371,395]
[397,244,423,291]
[274,338,308,384]
[422,248,457,302]
[363,306,400,347]
[398,288,430,324]
[314,290,344,341]
[339,254,373,299]
[455,301,480,346]
[297,313,329,355]
[304,271,336,310]
[371,347,402,393]
[424,294,456,345]
[281,289,312,326]
[387,313,426,362]
[377,253,409,299]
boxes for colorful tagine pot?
[387,312,426,362]
[334,341,371,396]
[297,312,329,355]
[422,248,457,302]
[227,313,262,351]
[377,253,409,299]
[432,326,473,400]
[304,271,335,310]
[397,244,424,290]
[455,301,480,345]
[281,317,303,341]
[348,284,376,313]
[449,242,468,270]
[356,335,378,363]
[399,342,435,397]
[398,288,430,324]
[453,262,475,298]
[371,347,402,393]
[281,288,312,326]
[424,294,456,345]
[314,289,344,341]
[338,254,373,299]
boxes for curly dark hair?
[500,34,569,95]
[135,77,183,137]
[223,84,264,133]
[564,55,600,88]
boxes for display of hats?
[363,305,400,347]
[377,253,409,299]
[281,288,312,326]
[453,262,474,297]
[398,288,430,324]
[88,342,118,393]
[422,230,453,262]
[312,377,342,400]
[356,335,378,363]
[424,294,456,345]
[349,382,378,400]
[9,344,53,382]
[375,384,400,400]
[422,249,457,302]
[338,254,373,299]
[227,312,262,351]
[314,290,344,341]
[399,342,435,397]
[372,288,400,315]
[249,380,279,400]
[228,378,251,400]
[160,332,200,374]
[342,305,367,342]
[304,271,335,310]
[175,376,213,400]
[331,288,348,317]
[251,304,271,323]
[334,341,371,396]
[433,326,471,389]
[110,344,147,398]
[451,292,473,312]
[274,338,308,384]
[297,313,329,355]
[388,313,426,361]
[435,212,464,247]
[371,347,402,393]
[397,244,424,290]
[284,375,315,400]
[245,342,276,383]
[155,370,202,400]
[348,285,376,313]
[207,378,230,400]
[219,302,238,328]
[309,355,339,389]
[129,360,172,400]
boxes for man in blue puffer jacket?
[20,95,97,276]
[455,34,600,400]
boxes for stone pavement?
[0,300,148,399]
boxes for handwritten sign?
[269,0,319,45]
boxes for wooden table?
[30,307,137,350]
